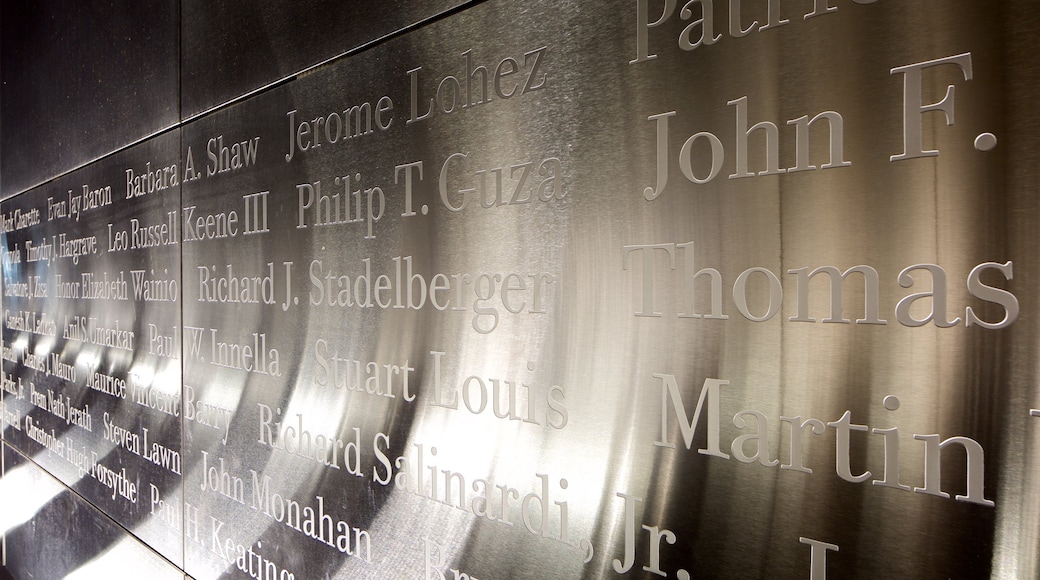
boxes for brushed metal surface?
[992,2,1040,578]
[0,131,183,565]
[3,0,1040,578]
[181,0,476,119]
[0,1,179,199]
[175,0,1030,577]
[1,443,183,580]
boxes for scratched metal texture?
[176,1,1038,578]
[0,131,184,566]
[0,1,180,200]
[0,442,184,579]
[180,0,478,119]
[3,0,1040,579]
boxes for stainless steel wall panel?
[181,0,476,119]
[3,1,1040,578]
[173,0,1033,577]
[0,131,183,565]
[0,443,183,580]
[993,2,1040,578]
[0,1,179,199]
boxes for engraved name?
[131,268,178,302]
[197,262,292,311]
[47,184,113,222]
[623,243,1018,329]
[184,384,232,445]
[208,520,300,580]
[309,255,555,334]
[428,351,567,429]
[149,484,179,530]
[63,316,135,350]
[284,96,392,162]
[24,415,65,458]
[182,192,271,241]
[296,175,383,239]
[5,309,57,336]
[126,160,178,199]
[631,0,878,64]
[86,369,127,399]
[656,374,993,506]
[200,451,371,561]
[407,47,547,125]
[206,134,259,176]
[103,412,181,474]
[3,243,20,265]
[394,153,564,218]
[641,96,849,200]
[107,211,179,252]
[1,207,41,232]
[372,437,590,557]
[312,339,416,401]
[183,327,281,376]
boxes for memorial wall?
[2,1,1039,578]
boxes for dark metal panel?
[0,131,182,565]
[993,2,1040,577]
[0,1,179,199]
[1,1,1039,578]
[0,443,183,580]
[180,0,474,119]
[175,0,1036,578]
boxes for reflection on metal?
[0,2,179,199]
[1,443,183,580]
[3,0,1040,578]
[181,0,475,119]
[0,452,63,534]
[0,133,184,565]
